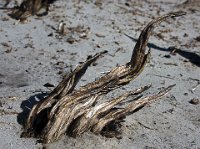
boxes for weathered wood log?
[22,11,186,143]
[9,0,54,20]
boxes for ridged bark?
[22,11,186,143]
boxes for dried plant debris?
[189,98,199,105]
[55,23,90,43]
[9,0,57,20]
[178,0,200,11]
[47,22,91,43]
[21,12,186,143]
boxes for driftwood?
[22,11,186,143]
[9,0,56,20]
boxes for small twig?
[137,121,156,130]
[150,74,175,80]
[191,82,200,92]
[0,109,19,115]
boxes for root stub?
[9,0,56,20]
[22,12,185,143]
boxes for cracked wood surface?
[22,11,186,143]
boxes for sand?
[0,0,200,148]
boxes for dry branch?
[9,0,55,20]
[22,11,186,143]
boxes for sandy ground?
[0,0,200,149]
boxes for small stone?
[189,98,199,105]
[67,37,76,44]
[43,83,55,88]
[183,33,188,37]
[48,33,53,37]
[163,55,171,58]
[194,36,200,42]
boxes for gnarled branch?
[22,11,185,143]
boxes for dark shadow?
[124,33,170,52]
[48,0,58,4]
[176,49,200,67]
[124,33,200,67]
[17,92,48,127]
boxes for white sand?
[0,0,199,148]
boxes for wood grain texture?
[22,11,185,143]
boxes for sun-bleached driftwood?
[9,0,54,20]
[22,11,186,143]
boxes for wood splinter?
[21,11,186,143]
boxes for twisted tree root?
[9,0,53,20]
[22,11,186,143]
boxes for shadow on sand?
[124,34,200,67]
[17,92,48,127]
